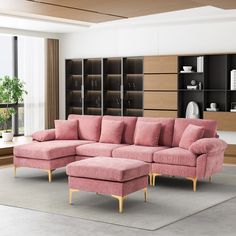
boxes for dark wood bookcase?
[123,57,143,116]
[84,59,102,115]
[65,57,143,117]
[65,59,83,117]
[103,58,122,116]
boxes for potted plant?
[0,75,27,142]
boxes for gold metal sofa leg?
[186,177,197,192]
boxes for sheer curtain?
[18,36,45,135]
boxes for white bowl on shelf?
[183,66,192,72]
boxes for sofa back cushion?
[99,120,124,144]
[55,120,78,140]
[68,114,102,141]
[103,116,137,144]
[134,121,162,146]
[179,124,205,150]
[172,118,217,147]
[137,117,175,147]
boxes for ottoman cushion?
[66,157,149,182]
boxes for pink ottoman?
[66,157,149,213]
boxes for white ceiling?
[0,6,236,34]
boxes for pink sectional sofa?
[13,114,227,191]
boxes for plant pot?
[2,132,13,142]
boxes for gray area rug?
[0,167,236,230]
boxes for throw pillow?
[55,120,78,140]
[179,124,204,150]
[134,121,162,146]
[99,120,124,144]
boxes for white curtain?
[18,36,45,135]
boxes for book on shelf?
[197,56,204,72]
[231,70,236,90]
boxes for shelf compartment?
[178,73,204,90]
[84,59,102,75]
[67,106,82,115]
[66,59,82,75]
[103,58,122,75]
[124,57,143,74]
[85,107,102,115]
[205,55,228,90]
[124,92,143,110]
[204,91,227,112]
[178,90,204,118]
[103,75,121,91]
[124,108,143,117]
[104,108,121,116]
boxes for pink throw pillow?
[179,124,204,150]
[32,129,55,142]
[134,121,162,146]
[99,120,124,144]
[55,120,78,140]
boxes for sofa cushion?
[137,117,175,147]
[134,121,161,146]
[179,124,204,150]
[66,157,149,182]
[153,147,197,167]
[68,114,102,141]
[14,140,94,160]
[99,120,124,144]
[76,142,127,157]
[112,145,168,163]
[55,120,78,140]
[32,129,55,142]
[172,118,217,147]
[103,116,137,144]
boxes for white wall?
[59,21,236,143]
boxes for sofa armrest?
[189,138,227,155]
[32,129,55,142]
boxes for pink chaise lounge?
[13,114,227,191]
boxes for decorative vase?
[2,132,13,142]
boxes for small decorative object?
[197,56,204,72]
[206,102,219,112]
[231,70,236,90]
[230,102,236,112]
[183,66,192,72]
[185,101,200,119]
[187,79,198,90]
[180,66,193,73]
[191,80,197,86]
[0,75,27,142]
[198,82,203,90]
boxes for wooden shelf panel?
[144,74,177,91]
[203,112,236,131]
[144,110,177,118]
[144,56,178,74]
[144,91,177,110]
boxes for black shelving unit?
[123,57,143,116]
[65,57,143,117]
[84,59,102,115]
[65,59,83,117]
[178,54,236,117]
[103,58,122,116]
